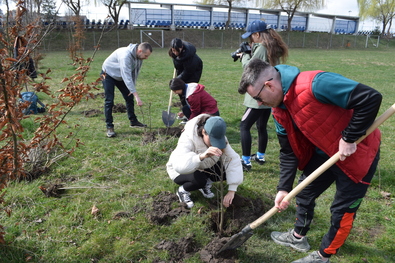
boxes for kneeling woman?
[166,114,243,208]
[169,78,219,121]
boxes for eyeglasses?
[252,78,273,102]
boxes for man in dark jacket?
[169,38,203,108]
[239,58,382,263]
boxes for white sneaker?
[176,187,194,208]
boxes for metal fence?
[40,28,395,52]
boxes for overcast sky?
[316,0,359,16]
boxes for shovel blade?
[217,225,254,255]
[162,111,176,127]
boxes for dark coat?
[171,41,203,83]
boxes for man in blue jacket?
[101,42,152,137]
[238,58,381,263]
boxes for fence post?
[202,31,205,48]
[162,30,164,48]
[302,33,305,48]
[117,30,120,48]
[365,34,369,48]
[93,31,96,47]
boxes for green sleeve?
[241,43,267,68]
[312,72,358,108]
[241,53,252,68]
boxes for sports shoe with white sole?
[130,121,147,128]
[199,179,214,198]
[241,159,252,172]
[176,186,194,208]
[271,229,310,252]
[106,128,116,138]
[177,116,188,121]
[291,251,330,263]
[252,154,265,165]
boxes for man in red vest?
[238,58,382,263]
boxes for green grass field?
[1,48,394,262]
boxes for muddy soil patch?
[94,93,105,99]
[208,194,266,235]
[113,103,127,113]
[149,191,269,262]
[154,235,199,262]
[81,109,102,117]
[142,127,183,144]
[147,191,190,225]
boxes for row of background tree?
[1,0,394,35]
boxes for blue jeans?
[102,72,137,129]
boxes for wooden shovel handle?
[168,68,177,114]
[249,103,395,230]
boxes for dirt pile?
[148,191,268,262]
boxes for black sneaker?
[130,121,147,128]
[176,187,194,208]
[241,159,252,172]
[252,154,265,165]
[199,179,214,198]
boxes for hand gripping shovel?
[162,69,177,127]
[218,103,395,254]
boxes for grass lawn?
[0,47,394,262]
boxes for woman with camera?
[238,20,288,171]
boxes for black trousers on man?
[294,150,380,257]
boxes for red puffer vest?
[272,71,381,184]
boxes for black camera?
[231,42,251,62]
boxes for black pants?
[240,107,271,156]
[102,72,137,129]
[173,161,226,192]
[294,150,379,257]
